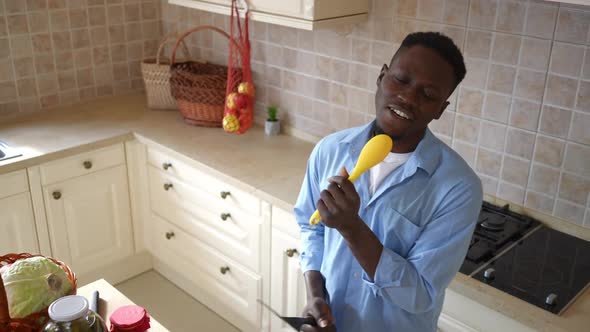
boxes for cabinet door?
[250,0,307,18]
[43,165,133,276]
[270,228,307,332]
[0,192,39,254]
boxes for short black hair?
[393,32,466,89]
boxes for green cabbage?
[1,257,72,318]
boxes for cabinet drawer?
[147,147,261,216]
[40,144,125,185]
[148,166,262,272]
[152,215,262,331]
[272,205,300,239]
[0,170,28,199]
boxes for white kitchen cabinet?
[270,228,307,332]
[152,214,262,331]
[144,145,267,331]
[0,192,39,255]
[269,206,307,332]
[148,166,263,272]
[169,0,369,30]
[546,0,590,6]
[0,170,39,255]
[42,164,134,279]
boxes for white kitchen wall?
[161,0,590,228]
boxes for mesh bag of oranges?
[222,0,255,135]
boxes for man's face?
[375,45,455,151]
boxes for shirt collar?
[339,121,441,176]
[402,128,441,176]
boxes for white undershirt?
[369,152,413,195]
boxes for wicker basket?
[169,26,242,127]
[141,32,190,110]
[0,253,77,332]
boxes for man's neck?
[371,123,425,153]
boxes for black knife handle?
[283,316,318,330]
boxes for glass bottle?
[41,295,107,332]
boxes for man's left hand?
[317,167,362,233]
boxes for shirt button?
[353,272,360,279]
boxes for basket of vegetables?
[0,253,76,332]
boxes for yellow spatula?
[309,134,393,225]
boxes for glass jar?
[110,305,151,332]
[41,295,107,332]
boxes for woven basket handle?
[171,25,241,65]
[0,272,9,330]
[156,32,190,65]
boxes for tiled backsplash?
[0,0,162,118]
[161,0,590,228]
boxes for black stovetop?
[460,202,590,315]
[460,202,539,275]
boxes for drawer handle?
[162,162,172,170]
[220,266,230,275]
[165,231,175,240]
[164,183,173,191]
[83,161,92,169]
[286,248,298,257]
[52,191,62,200]
[220,191,231,199]
[220,213,231,221]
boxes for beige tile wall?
[162,0,590,228]
[0,0,162,118]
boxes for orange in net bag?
[223,0,254,135]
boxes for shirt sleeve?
[294,142,325,273]
[361,177,483,313]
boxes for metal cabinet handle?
[83,161,92,169]
[52,191,62,200]
[162,162,172,170]
[220,213,231,221]
[220,191,231,199]
[220,266,230,275]
[165,231,175,240]
[286,248,298,257]
[164,183,173,191]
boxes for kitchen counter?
[0,94,313,212]
[1,93,589,331]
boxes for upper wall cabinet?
[546,0,590,6]
[169,0,369,30]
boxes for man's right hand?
[300,297,336,332]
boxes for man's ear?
[377,64,388,85]
[434,101,450,120]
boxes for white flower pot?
[265,120,280,136]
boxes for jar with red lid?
[109,305,150,332]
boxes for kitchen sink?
[0,141,22,162]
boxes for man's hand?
[300,297,336,332]
[317,167,362,234]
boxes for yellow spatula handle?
[308,134,393,226]
[309,210,322,225]
[308,174,356,225]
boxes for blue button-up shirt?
[295,122,483,332]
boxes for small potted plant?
[265,106,280,136]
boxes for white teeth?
[388,106,410,120]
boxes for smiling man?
[294,32,483,332]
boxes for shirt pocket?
[380,206,422,257]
